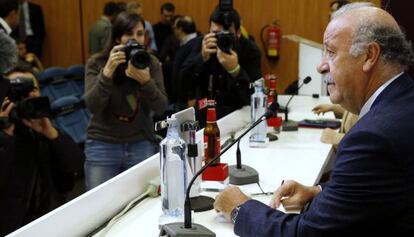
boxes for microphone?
[229,101,278,185]
[0,32,17,74]
[159,102,278,237]
[282,76,312,131]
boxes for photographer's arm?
[0,130,16,190]
[0,99,16,190]
[137,57,168,116]
[48,131,85,173]
[233,41,262,83]
[85,46,126,114]
[84,57,115,114]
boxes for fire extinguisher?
[260,20,281,61]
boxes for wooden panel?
[30,0,83,68]
[31,0,381,88]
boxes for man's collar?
[0,18,12,35]
[181,32,197,46]
[359,72,404,118]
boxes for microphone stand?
[228,134,259,185]
[182,121,215,212]
[159,114,270,237]
[282,77,312,131]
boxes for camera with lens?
[216,0,235,54]
[124,39,150,69]
[6,77,51,121]
[216,31,235,54]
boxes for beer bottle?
[204,102,220,165]
[268,79,278,104]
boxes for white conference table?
[8,95,335,237]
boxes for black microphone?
[159,102,278,237]
[229,101,278,185]
[282,76,312,131]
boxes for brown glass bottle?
[268,79,278,104]
[204,107,221,165]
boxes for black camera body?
[11,97,51,120]
[219,0,232,11]
[216,0,235,54]
[7,77,51,121]
[216,31,235,54]
[8,77,35,101]
[124,40,150,69]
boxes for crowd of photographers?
[0,0,262,234]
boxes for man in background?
[171,16,199,111]
[0,0,20,35]
[0,31,85,235]
[11,0,45,57]
[153,2,175,56]
[88,1,122,55]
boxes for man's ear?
[363,42,381,72]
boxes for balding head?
[331,3,413,68]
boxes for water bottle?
[249,79,269,147]
[159,117,187,223]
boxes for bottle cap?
[206,108,217,122]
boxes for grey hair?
[351,23,414,66]
[331,2,374,19]
[332,2,414,67]
[0,31,17,74]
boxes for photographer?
[84,12,167,190]
[0,67,85,235]
[181,3,262,126]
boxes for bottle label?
[204,135,221,164]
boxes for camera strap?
[0,116,13,129]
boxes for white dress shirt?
[359,72,404,118]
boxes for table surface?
[8,95,335,237]
[97,95,335,237]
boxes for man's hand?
[270,180,321,212]
[0,97,15,136]
[312,104,334,115]
[201,33,218,62]
[22,117,58,140]
[217,48,239,76]
[320,128,343,145]
[214,186,250,221]
[125,62,150,85]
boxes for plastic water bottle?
[159,117,187,223]
[249,79,269,147]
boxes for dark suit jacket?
[0,123,85,236]
[12,2,46,57]
[235,73,414,237]
[171,36,198,104]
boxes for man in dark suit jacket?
[169,16,198,110]
[0,0,19,35]
[214,3,414,236]
[11,0,45,57]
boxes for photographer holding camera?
[0,65,85,234]
[181,1,262,126]
[84,12,167,190]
